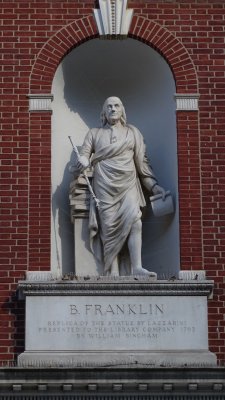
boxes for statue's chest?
[94,128,133,149]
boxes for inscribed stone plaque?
[26,295,208,351]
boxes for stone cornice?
[175,93,200,111]
[0,367,224,395]
[28,94,54,112]
[18,278,214,298]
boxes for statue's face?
[104,97,123,124]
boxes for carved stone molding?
[18,278,214,298]
[175,94,199,111]
[93,0,134,37]
[28,94,53,112]
[1,367,225,396]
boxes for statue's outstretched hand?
[76,155,89,171]
[152,184,166,200]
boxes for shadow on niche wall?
[52,153,75,275]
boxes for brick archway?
[130,15,198,93]
[28,15,201,273]
[29,16,98,93]
[30,15,198,94]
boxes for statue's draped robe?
[80,124,157,274]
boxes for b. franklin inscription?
[25,296,208,351]
[69,303,164,316]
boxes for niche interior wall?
[51,38,179,277]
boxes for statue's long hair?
[100,97,127,127]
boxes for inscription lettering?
[70,305,80,315]
[28,296,204,352]
[75,303,165,316]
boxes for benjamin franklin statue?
[76,97,165,276]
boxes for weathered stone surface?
[1,366,225,395]
[24,295,208,352]
[18,279,216,367]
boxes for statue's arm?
[77,130,94,170]
[141,176,157,191]
[139,156,166,199]
[141,177,166,199]
[132,126,166,198]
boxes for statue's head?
[101,96,127,126]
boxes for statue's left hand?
[152,184,166,200]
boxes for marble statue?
[75,97,166,276]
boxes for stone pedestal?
[18,277,216,367]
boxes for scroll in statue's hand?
[76,155,89,171]
[152,184,166,200]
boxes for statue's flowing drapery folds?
[80,124,157,273]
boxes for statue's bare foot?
[133,267,157,278]
[110,261,119,277]
[110,272,120,277]
[106,271,119,277]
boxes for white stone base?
[17,278,216,368]
[18,350,216,368]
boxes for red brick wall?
[0,0,224,363]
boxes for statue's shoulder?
[127,124,142,137]
[85,127,101,140]
[127,123,138,131]
[89,127,102,135]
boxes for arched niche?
[51,38,179,278]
